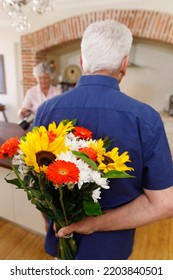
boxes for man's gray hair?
[33,61,55,79]
[81,19,133,74]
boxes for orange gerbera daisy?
[0,137,19,158]
[78,147,98,162]
[46,160,80,186]
[74,126,92,139]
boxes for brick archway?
[21,9,173,92]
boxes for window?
[0,55,6,94]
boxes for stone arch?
[21,9,173,92]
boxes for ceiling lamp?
[0,0,55,32]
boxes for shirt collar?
[76,75,120,91]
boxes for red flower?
[46,160,80,185]
[39,131,57,144]
[74,126,92,139]
[0,137,19,159]
[78,147,97,162]
[47,131,57,143]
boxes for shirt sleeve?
[141,113,173,190]
[20,89,33,111]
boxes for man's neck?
[86,70,122,83]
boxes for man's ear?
[117,56,129,83]
[120,56,129,76]
[80,55,83,69]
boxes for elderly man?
[33,19,173,260]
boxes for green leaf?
[102,136,113,149]
[72,151,98,170]
[5,177,22,188]
[20,135,27,142]
[31,126,39,133]
[103,170,135,178]
[54,209,64,221]
[63,118,78,126]
[29,189,42,199]
[83,199,102,216]
[71,118,78,126]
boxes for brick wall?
[21,9,173,93]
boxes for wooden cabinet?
[0,121,45,235]
[0,166,45,235]
[0,168,14,221]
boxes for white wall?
[0,27,22,123]
[121,40,173,112]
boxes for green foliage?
[102,136,113,149]
[72,151,98,170]
[103,170,135,178]
[83,199,102,216]
[5,177,22,188]
[63,118,77,126]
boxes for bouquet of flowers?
[0,119,134,260]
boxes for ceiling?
[0,0,146,26]
[0,7,9,20]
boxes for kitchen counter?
[0,121,29,168]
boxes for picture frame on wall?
[0,55,6,94]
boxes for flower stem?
[10,163,30,196]
[38,175,63,229]
[59,185,69,226]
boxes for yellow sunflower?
[19,126,68,173]
[48,120,74,137]
[89,139,106,163]
[98,147,134,173]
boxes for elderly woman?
[18,61,62,119]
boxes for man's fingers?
[57,226,73,237]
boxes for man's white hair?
[33,61,54,79]
[81,19,133,74]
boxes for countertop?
[0,121,29,169]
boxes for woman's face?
[38,73,51,89]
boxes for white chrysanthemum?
[90,170,110,189]
[12,150,24,166]
[12,151,28,175]
[76,160,94,188]
[92,188,101,202]
[18,165,29,175]
[58,150,77,162]
[65,133,91,150]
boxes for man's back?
[33,74,173,259]
[35,75,173,205]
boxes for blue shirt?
[34,75,173,259]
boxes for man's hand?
[56,216,98,238]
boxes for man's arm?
[57,185,173,237]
